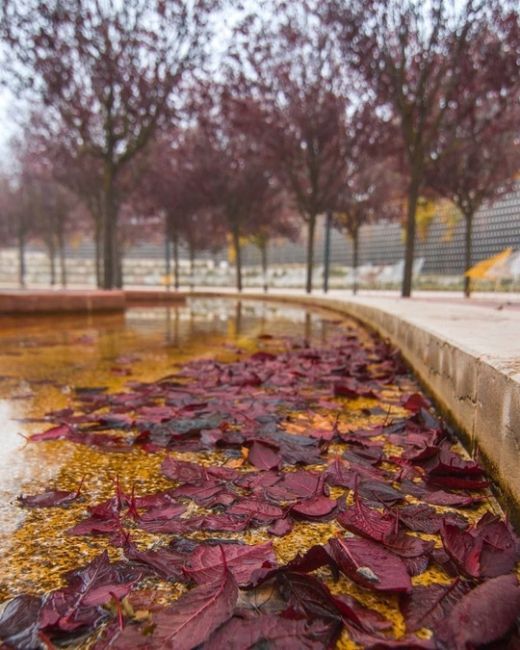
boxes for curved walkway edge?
[1,287,518,518]
[189,289,520,520]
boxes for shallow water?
[0,299,356,599]
[0,298,509,649]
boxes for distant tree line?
[0,0,519,296]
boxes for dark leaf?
[111,570,238,649]
[185,542,277,586]
[204,614,334,650]
[0,595,42,650]
[327,536,412,593]
[436,574,520,649]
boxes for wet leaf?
[327,536,412,593]
[436,574,520,649]
[0,595,42,650]
[185,542,277,586]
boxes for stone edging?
[0,288,517,519]
[186,290,520,520]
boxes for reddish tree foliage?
[426,19,520,297]
[229,3,347,293]
[324,0,516,297]
[332,110,404,294]
[1,0,220,288]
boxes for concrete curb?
[183,290,520,518]
[0,290,126,314]
[1,287,517,516]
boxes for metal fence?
[1,184,519,288]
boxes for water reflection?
[0,298,351,597]
[0,299,333,520]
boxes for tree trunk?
[232,226,242,292]
[260,241,268,293]
[95,216,103,288]
[102,167,118,289]
[305,215,317,294]
[48,237,56,287]
[464,212,474,298]
[58,226,67,287]
[173,231,180,290]
[18,227,26,289]
[323,211,332,293]
[352,229,359,296]
[116,250,123,288]
[402,180,420,297]
[189,240,195,290]
[164,216,171,291]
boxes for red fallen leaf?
[172,483,236,507]
[436,574,520,649]
[161,457,238,484]
[401,393,430,412]
[334,378,378,399]
[161,457,208,484]
[421,447,486,484]
[227,498,284,523]
[66,514,122,538]
[204,614,335,650]
[338,497,397,543]
[247,440,281,470]
[39,552,142,633]
[184,542,277,586]
[358,480,403,506]
[266,470,325,501]
[124,543,187,581]
[18,478,84,508]
[425,490,481,507]
[136,516,204,535]
[344,446,383,467]
[109,570,238,650]
[290,495,337,520]
[383,533,434,559]
[137,503,186,522]
[268,517,294,536]
[427,474,490,490]
[398,503,467,534]
[325,457,388,489]
[132,490,176,509]
[440,513,518,578]
[198,514,253,533]
[275,570,388,637]
[29,423,74,442]
[235,470,280,491]
[345,624,435,649]
[0,594,42,650]
[327,536,412,593]
[400,580,474,632]
[250,351,277,362]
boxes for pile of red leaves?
[3,329,520,649]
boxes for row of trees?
[0,0,519,296]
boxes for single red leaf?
[291,496,337,520]
[327,536,412,593]
[124,543,186,581]
[401,393,430,412]
[436,574,520,649]
[204,614,334,650]
[185,542,277,586]
[0,594,42,650]
[112,570,238,650]
[247,440,281,470]
[337,498,397,543]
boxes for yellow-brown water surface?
[0,299,360,600]
[0,298,507,649]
